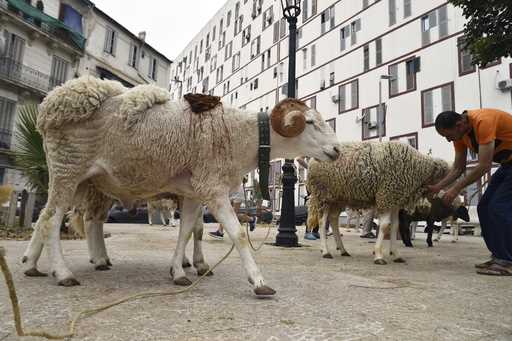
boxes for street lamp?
[378,74,394,142]
[275,0,301,247]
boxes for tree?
[13,104,49,195]
[449,0,512,66]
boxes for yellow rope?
[0,244,235,339]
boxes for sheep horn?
[270,98,307,137]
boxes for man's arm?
[430,148,467,193]
[451,141,494,192]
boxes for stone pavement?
[1,223,511,341]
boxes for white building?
[170,0,512,211]
[0,0,171,190]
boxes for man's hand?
[441,187,459,206]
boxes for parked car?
[275,205,308,226]
[106,206,150,224]
[203,206,273,224]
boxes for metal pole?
[275,15,299,247]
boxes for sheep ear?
[271,98,307,137]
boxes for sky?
[91,0,227,61]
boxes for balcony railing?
[0,57,63,93]
[0,0,85,51]
[0,129,12,150]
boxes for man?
[430,108,512,276]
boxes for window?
[104,27,117,55]
[216,65,224,84]
[389,56,419,97]
[263,7,273,30]
[219,18,224,33]
[302,48,308,71]
[422,82,454,127]
[311,44,316,67]
[438,5,448,38]
[311,0,317,16]
[350,19,361,46]
[49,55,69,88]
[235,1,240,17]
[210,54,217,72]
[362,105,385,140]
[340,26,350,51]
[202,76,209,94]
[148,57,158,80]
[326,118,336,132]
[403,0,411,18]
[219,32,226,50]
[0,97,16,150]
[458,37,475,75]
[261,49,271,71]
[212,26,216,41]
[197,66,204,82]
[205,46,211,62]
[250,78,259,91]
[235,15,244,35]
[223,80,230,95]
[363,44,370,71]
[250,36,261,59]
[390,132,418,149]
[280,18,287,39]
[225,42,233,61]
[422,6,448,46]
[302,0,309,22]
[363,0,369,9]
[206,33,210,47]
[252,0,262,18]
[232,52,240,72]
[242,26,251,47]
[273,21,280,43]
[227,10,232,26]
[4,31,25,62]
[376,38,382,66]
[320,6,335,34]
[329,72,335,86]
[305,96,316,109]
[338,79,359,113]
[389,0,396,26]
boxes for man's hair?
[434,111,462,130]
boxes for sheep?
[147,197,179,227]
[0,185,13,206]
[398,196,469,247]
[21,76,340,295]
[306,141,449,264]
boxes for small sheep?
[22,77,340,296]
[306,141,449,264]
[147,198,178,227]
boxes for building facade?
[169,0,512,212]
[0,0,171,190]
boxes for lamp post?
[378,74,394,142]
[275,0,301,247]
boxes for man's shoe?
[475,259,495,269]
[304,232,317,240]
[208,231,224,239]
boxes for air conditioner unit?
[498,79,512,91]
[331,95,340,103]
[320,79,326,89]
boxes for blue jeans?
[477,164,512,265]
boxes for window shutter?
[423,90,434,125]
[311,0,317,16]
[438,5,448,38]
[389,64,398,95]
[128,44,133,66]
[351,80,358,109]
[356,19,361,31]
[429,11,437,27]
[403,0,411,18]
[340,31,346,51]
[339,85,346,112]
[389,0,396,26]
[441,85,453,111]
[104,28,111,52]
[422,24,430,46]
[273,21,279,43]
[330,6,335,29]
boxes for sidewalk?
[1,223,511,340]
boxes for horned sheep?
[22,76,340,296]
[306,141,449,264]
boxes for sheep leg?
[192,206,211,276]
[319,210,332,259]
[390,210,405,263]
[148,205,154,226]
[207,196,274,296]
[329,209,349,256]
[435,219,447,242]
[86,220,111,271]
[451,218,459,243]
[374,211,392,265]
[169,208,177,227]
[22,221,46,277]
[170,198,198,286]
[160,209,168,226]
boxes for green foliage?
[449,0,512,66]
[13,104,48,194]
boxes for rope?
[0,243,235,339]
[242,181,272,252]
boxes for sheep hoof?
[393,258,406,263]
[24,268,47,277]
[106,259,113,266]
[182,260,192,268]
[58,278,81,286]
[197,268,213,276]
[254,285,276,297]
[374,259,387,265]
[341,252,351,257]
[174,276,193,286]
[95,264,111,271]
[322,253,333,259]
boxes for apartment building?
[174,0,511,210]
[0,0,171,190]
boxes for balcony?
[0,0,85,53]
[0,57,62,95]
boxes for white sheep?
[147,197,179,227]
[306,141,449,264]
[22,76,340,296]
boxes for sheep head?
[270,98,307,137]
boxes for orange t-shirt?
[454,108,512,164]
